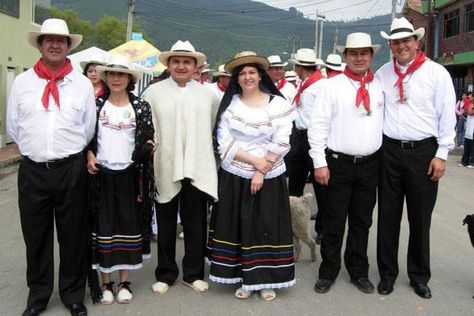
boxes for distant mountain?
[52,0,392,69]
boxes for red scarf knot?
[33,58,73,110]
[276,77,286,90]
[217,82,226,92]
[292,70,324,106]
[393,51,425,103]
[343,67,374,113]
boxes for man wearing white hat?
[284,71,299,88]
[309,33,384,294]
[286,48,327,245]
[376,17,456,299]
[6,18,95,316]
[142,40,219,295]
[210,64,231,100]
[267,55,296,102]
[325,53,345,78]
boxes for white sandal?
[260,289,276,301]
[152,281,170,295]
[182,280,209,293]
[100,282,114,305]
[116,281,133,304]
[235,287,252,299]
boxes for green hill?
[52,0,392,69]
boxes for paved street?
[0,156,473,316]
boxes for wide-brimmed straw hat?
[267,55,288,67]
[96,54,142,83]
[381,17,425,41]
[159,40,206,68]
[288,48,325,67]
[325,54,345,72]
[28,18,83,51]
[284,70,298,82]
[336,32,381,53]
[214,64,231,77]
[225,51,270,74]
[80,55,107,71]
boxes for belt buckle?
[353,155,364,163]
[45,160,55,169]
[401,140,413,149]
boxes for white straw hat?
[214,64,231,77]
[288,48,325,66]
[159,40,206,68]
[325,54,345,71]
[336,32,381,53]
[96,54,142,83]
[27,18,83,51]
[267,55,288,67]
[224,51,270,74]
[80,55,107,71]
[381,17,425,41]
[284,70,298,82]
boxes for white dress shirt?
[308,73,384,169]
[210,82,225,101]
[376,59,456,160]
[294,76,326,130]
[278,80,297,103]
[6,68,96,162]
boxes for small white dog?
[289,193,317,262]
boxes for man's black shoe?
[410,281,432,299]
[314,279,334,293]
[68,303,87,316]
[22,307,45,316]
[377,279,394,295]
[351,277,374,294]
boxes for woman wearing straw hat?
[207,51,296,301]
[80,57,107,98]
[86,54,156,305]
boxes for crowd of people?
[5,16,463,316]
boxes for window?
[0,0,20,18]
[466,3,474,33]
[444,9,460,38]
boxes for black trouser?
[18,154,88,310]
[461,137,474,166]
[377,136,438,285]
[155,179,209,285]
[318,152,378,281]
[285,128,326,235]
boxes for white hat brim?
[225,55,270,74]
[288,58,325,67]
[380,27,425,41]
[214,72,231,77]
[27,31,83,51]
[80,60,107,71]
[269,62,288,67]
[336,44,381,53]
[96,65,142,83]
[159,51,206,68]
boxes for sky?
[257,0,406,21]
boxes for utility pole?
[333,24,339,54]
[314,10,319,54]
[390,0,397,59]
[126,0,135,42]
[426,0,435,59]
[318,15,325,59]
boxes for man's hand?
[251,171,265,195]
[314,167,330,186]
[86,150,99,175]
[428,157,446,181]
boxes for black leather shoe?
[22,307,45,316]
[410,281,432,299]
[377,279,394,295]
[68,303,87,316]
[314,279,334,293]
[351,277,374,294]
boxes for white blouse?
[217,94,296,179]
[96,101,136,170]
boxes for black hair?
[212,62,283,153]
[37,35,71,47]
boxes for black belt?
[22,151,83,169]
[383,135,436,149]
[326,149,379,164]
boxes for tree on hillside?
[49,8,95,50]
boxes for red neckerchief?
[343,67,374,113]
[292,70,323,106]
[328,70,342,78]
[33,58,73,110]
[464,96,472,111]
[393,51,425,103]
[276,77,286,90]
[217,82,226,92]
[95,85,105,98]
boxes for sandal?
[182,280,209,293]
[116,281,133,304]
[260,289,276,301]
[100,282,114,305]
[235,287,252,299]
[152,281,170,295]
